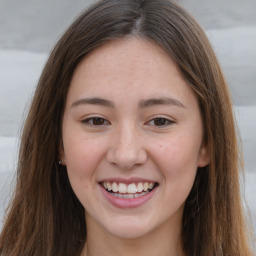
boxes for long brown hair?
[0,0,254,255]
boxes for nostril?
[106,145,147,169]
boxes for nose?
[106,124,147,169]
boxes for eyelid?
[145,116,175,127]
[81,116,111,126]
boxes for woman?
[0,0,254,255]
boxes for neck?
[81,214,185,256]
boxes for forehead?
[67,37,196,109]
[73,38,177,80]
[81,37,170,66]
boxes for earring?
[58,160,63,165]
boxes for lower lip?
[99,184,157,209]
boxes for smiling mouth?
[100,181,158,199]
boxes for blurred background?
[0,0,255,240]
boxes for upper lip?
[98,177,158,185]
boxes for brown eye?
[147,118,173,127]
[92,118,105,125]
[82,117,110,126]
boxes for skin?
[60,37,209,256]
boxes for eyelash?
[146,117,174,127]
[81,117,174,128]
[81,117,110,126]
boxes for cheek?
[152,136,200,210]
[63,136,107,207]
[151,134,200,181]
[63,135,106,179]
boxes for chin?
[103,216,154,239]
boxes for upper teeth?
[102,181,154,194]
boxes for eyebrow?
[139,97,186,109]
[71,97,114,108]
[71,96,185,109]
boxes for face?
[61,38,209,240]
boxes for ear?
[198,143,210,167]
[58,140,66,166]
